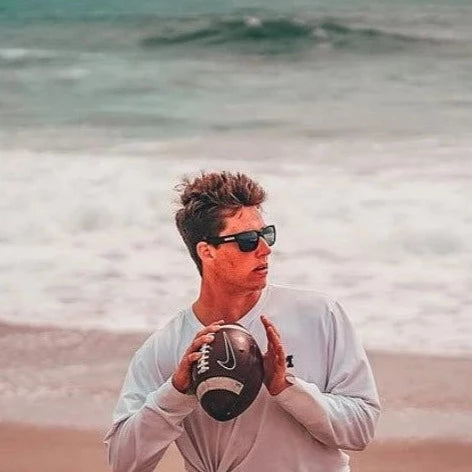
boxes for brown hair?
[175,171,266,275]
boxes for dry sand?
[1,424,471,472]
[0,322,471,471]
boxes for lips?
[254,264,268,272]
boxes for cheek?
[221,256,241,273]
[217,248,251,273]
[225,255,237,270]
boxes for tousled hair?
[174,171,266,275]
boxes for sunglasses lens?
[236,231,259,252]
[234,227,276,252]
[262,226,276,246]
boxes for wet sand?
[0,322,471,470]
[1,424,471,472]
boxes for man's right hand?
[172,320,224,394]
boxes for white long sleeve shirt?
[104,284,381,472]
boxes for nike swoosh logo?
[217,331,237,370]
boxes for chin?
[247,276,268,291]
[218,270,268,293]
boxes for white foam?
[0,136,471,357]
[0,48,58,61]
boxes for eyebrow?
[221,225,266,236]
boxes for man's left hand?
[261,315,291,396]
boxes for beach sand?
[1,424,471,472]
[1,322,471,471]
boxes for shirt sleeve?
[273,300,381,451]
[103,340,198,472]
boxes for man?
[104,171,380,472]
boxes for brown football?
[191,324,264,421]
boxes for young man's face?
[208,206,272,293]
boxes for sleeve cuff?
[273,375,325,412]
[145,377,199,415]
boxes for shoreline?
[1,321,471,429]
[1,321,472,470]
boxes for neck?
[192,279,264,326]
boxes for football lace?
[197,343,211,374]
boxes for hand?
[172,320,224,394]
[261,315,291,396]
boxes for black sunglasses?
[205,225,276,253]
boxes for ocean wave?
[140,16,435,54]
[0,48,58,66]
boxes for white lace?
[197,343,211,374]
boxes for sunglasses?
[205,225,276,253]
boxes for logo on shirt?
[217,331,237,370]
[286,355,294,368]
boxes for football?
[191,323,264,421]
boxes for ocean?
[0,0,471,357]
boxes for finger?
[267,320,282,340]
[181,351,203,368]
[266,331,281,358]
[261,316,278,347]
[260,315,274,333]
[183,321,223,358]
[265,329,275,352]
[188,351,203,364]
[184,333,215,357]
[195,320,224,338]
[269,334,286,367]
[192,333,215,350]
[196,320,224,336]
[267,326,281,348]
[274,343,285,361]
[276,344,286,367]
[261,315,282,340]
[260,315,273,352]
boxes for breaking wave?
[141,16,436,55]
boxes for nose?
[256,236,272,256]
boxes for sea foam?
[1,136,471,357]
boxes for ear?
[196,241,215,264]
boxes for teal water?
[0,0,471,149]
